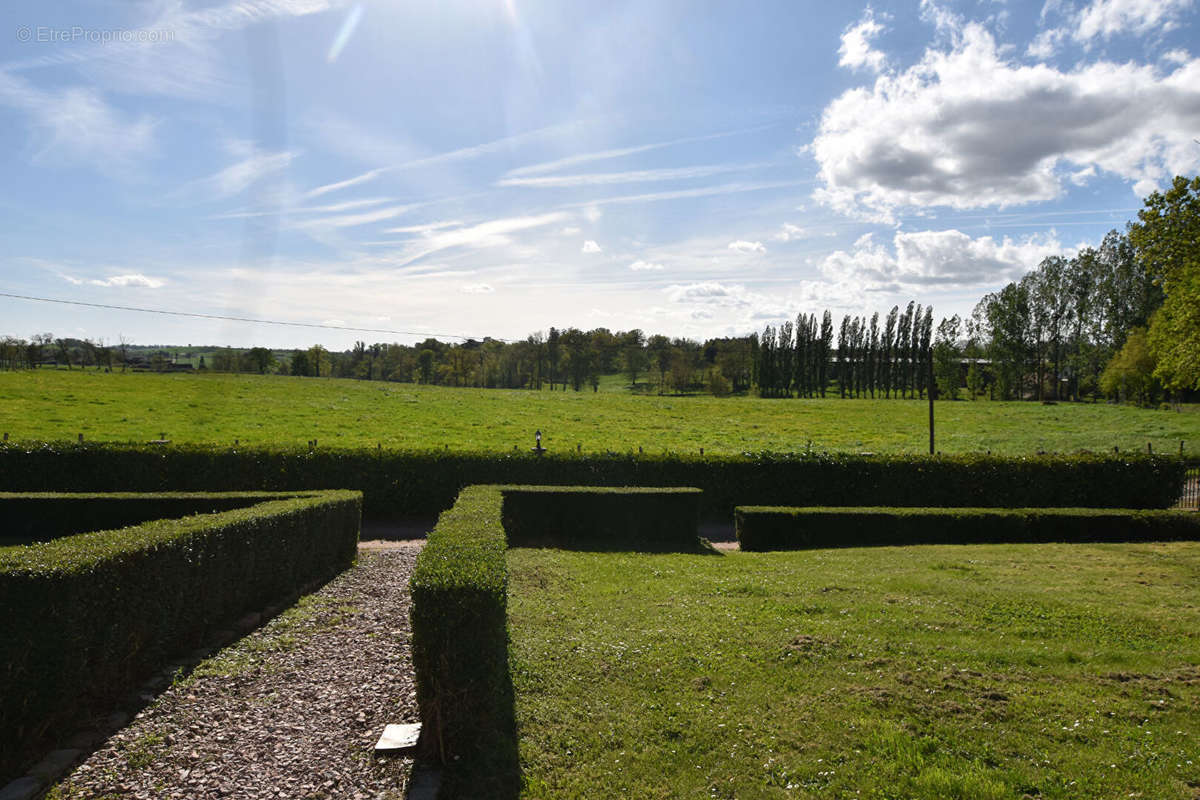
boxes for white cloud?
[497,163,765,188]
[503,124,776,177]
[394,212,570,265]
[303,168,389,199]
[559,226,582,236]
[839,8,888,73]
[819,228,1070,291]
[728,240,767,253]
[1074,0,1194,42]
[581,240,603,254]
[190,145,298,201]
[0,72,158,172]
[772,223,809,242]
[1025,27,1066,58]
[666,281,754,307]
[384,220,466,235]
[629,260,665,271]
[461,283,495,293]
[293,204,413,230]
[89,273,166,288]
[811,22,1200,218]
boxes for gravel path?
[49,547,421,800]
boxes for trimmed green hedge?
[410,486,515,798]
[0,441,1187,517]
[409,484,703,796]
[0,491,292,545]
[0,490,361,783]
[736,505,1200,551]
[500,485,701,549]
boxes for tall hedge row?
[0,491,294,544]
[409,486,517,798]
[500,485,701,549]
[0,490,361,783]
[736,505,1200,551]
[0,442,1185,518]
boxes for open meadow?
[508,541,1200,799]
[2,369,1198,455]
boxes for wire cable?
[0,291,511,342]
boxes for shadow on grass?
[434,670,521,800]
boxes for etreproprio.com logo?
[16,26,175,44]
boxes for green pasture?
[508,541,1200,799]
[1,369,1198,455]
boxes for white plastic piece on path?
[374,723,421,753]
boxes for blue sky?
[2,0,1198,348]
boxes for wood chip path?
[48,544,422,800]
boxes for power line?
[0,291,511,343]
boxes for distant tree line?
[969,229,1164,403]
[6,177,1196,404]
[755,305,935,399]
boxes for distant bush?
[0,442,1186,517]
[0,490,360,783]
[736,505,1200,551]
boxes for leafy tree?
[1100,327,1158,405]
[966,360,984,400]
[307,345,330,378]
[707,366,732,397]
[621,329,646,387]
[647,334,672,395]
[289,349,310,376]
[933,315,962,400]
[1128,175,1200,392]
[417,349,435,384]
[980,282,1030,400]
[246,347,276,374]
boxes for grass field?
[1,369,1198,455]
[507,542,1200,799]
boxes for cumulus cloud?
[581,240,602,254]
[839,8,888,73]
[772,223,809,242]
[811,21,1200,218]
[629,260,665,271]
[728,240,766,253]
[819,228,1070,291]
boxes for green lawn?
[1,369,1198,455]
[507,542,1200,799]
